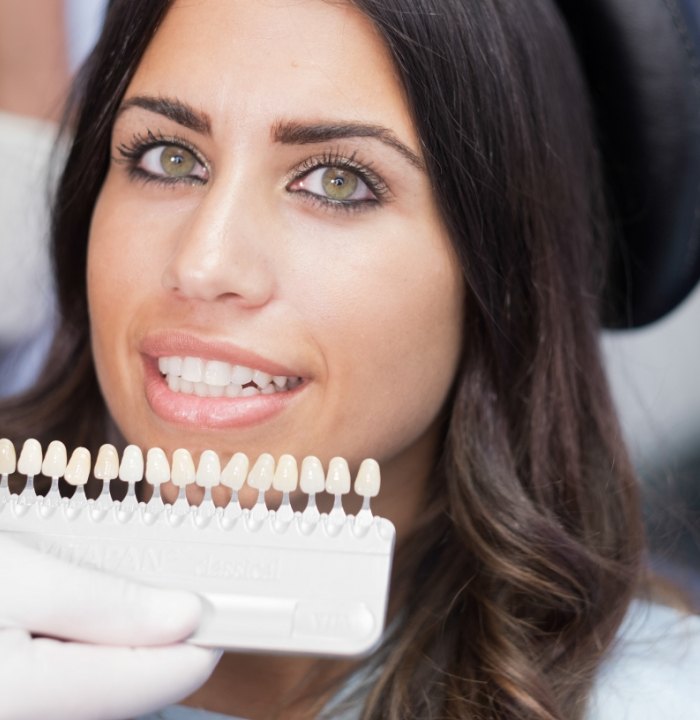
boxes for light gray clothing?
[141,601,700,720]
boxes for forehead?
[127,0,416,140]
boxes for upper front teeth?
[158,356,301,397]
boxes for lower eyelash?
[295,190,381,215]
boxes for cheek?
[299,225,464,461]
[86,182,157,401]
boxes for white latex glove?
[0,534,220,720]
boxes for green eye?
[321,168,359,200]
[131,142,208,183]
[159,145,197,177]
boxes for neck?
[183,421,442,718]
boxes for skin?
[87,0,464,715]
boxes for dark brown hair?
[1,1,644,718]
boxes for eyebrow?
[117,95,212,135]
[273,120,425,170]
[116,95,425,171]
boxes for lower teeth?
[163,374,299,396]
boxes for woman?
[0,0,686,718]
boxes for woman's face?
[88,0,464,515]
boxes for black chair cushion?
[556,0,700,327]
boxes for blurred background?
[604,287,700,601]
[0,0,698,600]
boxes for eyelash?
[116,130,208,186]
[114,132,390,213]
[286,150,389,213]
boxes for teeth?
[119,445,144,484]
[247,453,275,491]
[273,454,298,492]
[157,355,300,398]
[17,439,42,476]
[145,447,170,485]
[220,452,249,490]
[181,356,204,383]
[171,448,196,487]
[64,447,91,486]
[231,365,254,385]
[203,360,232,386]
[0,439,17,475]
[169,356,183,376]
[194,382,208,397]
[41,440,68,478]
[326,457,351,495]
[299,456,325,494]
[252,370,272,387]
[196,450,221,488]
[354,458,380,497]
[94,444,119,481]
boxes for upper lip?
[140,330,304,378]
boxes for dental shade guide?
[0,438,394,657]
[17,439,41,503]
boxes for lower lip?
[143,359,303,430]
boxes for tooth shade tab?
[17,439,42,476]
[64,447,91,486]
[94,444,119,481]
[273,454,298,493]
[299,456,325,495]
[326,457,351,495]
[0,439,16,475]
[119,445,144,484]
[354,459,380,498]
[197,450,221,488]
[145,447,170,485]
[247,453,275,491]
[172,449,196,487]
[41,441,68,478]
[221,452,249,490]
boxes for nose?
[162,181,275,307]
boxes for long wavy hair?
[1,1,644,718]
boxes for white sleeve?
[0,111,57,344]
[587,601,700,719]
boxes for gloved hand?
[0,534,220,720]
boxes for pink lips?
[140,331,305,430]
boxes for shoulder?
[587,600,700,719]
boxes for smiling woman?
[0,0,681,719]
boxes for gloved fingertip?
[136,587,204,643]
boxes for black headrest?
[555,0,700,327]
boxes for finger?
[0,536,202,644]
[0,628,220,720]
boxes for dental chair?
[558,0,700,600]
